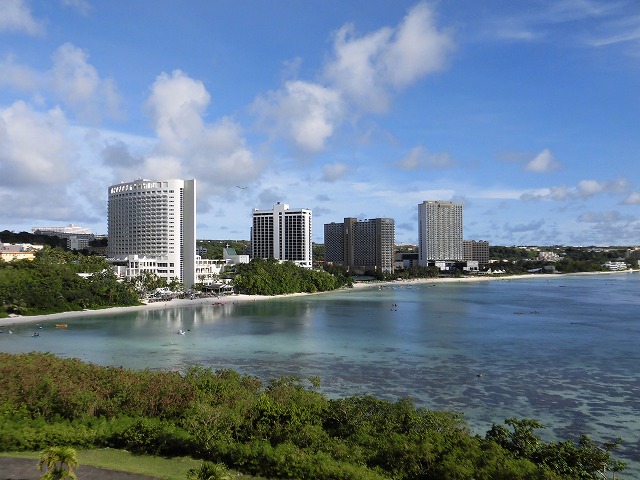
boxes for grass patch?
[0,449,263,480]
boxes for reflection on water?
[2,273,639,474]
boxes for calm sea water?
[2,273,639,474]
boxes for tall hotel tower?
[251,202,312,269]
[108,179,196,288]
[418,200,463,266]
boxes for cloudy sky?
[1,0,639,246]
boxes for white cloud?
[322,162,349,182]
[0,101,72,187]
[577,177,629,197]
[576,179,604,196]
[253,1,454,153]
[0,0,44,35]
[325,24,393,112]
[525,148,561,173]
[521,177,630,201]
[0,54,39,90]
[141,154,183,180]
[621,192,640,205]
[382,2,454,87]
[146,70,209,152]
[397,146,456,170]
[189,117,262,193]
[253,80,344,152]
[146,70,263,198]
[325,1,453,112]
[50,43,123,122]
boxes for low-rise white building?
[603,261,627,271]
[223,247,249,265]
[111,254,230,288]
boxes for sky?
[1,0,639,246]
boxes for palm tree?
[186,461,232,480]
[37,446,79,480]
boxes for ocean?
[2,272,639,474]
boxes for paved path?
[0,456,157,479]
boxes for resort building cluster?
[2,176,637,289]
[100,178,489,287]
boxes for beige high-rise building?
[418,200,463,266]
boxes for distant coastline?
[2,269,637,329]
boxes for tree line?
[0,352,626,480]
[0,247,139,317]
[233,257,352,295]
[488,246,630,274]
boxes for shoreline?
[2,269,636,329]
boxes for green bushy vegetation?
[0,246,139,317]
[489,246,630,274]
[0,353,626,479]
[233,258,352,295]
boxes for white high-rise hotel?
[108,179,196,288]
[251,202,312,269]
[418,200,463,266]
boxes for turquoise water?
[2,273,639,473]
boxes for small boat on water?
[178,329,186,335]
[55,324,68,328]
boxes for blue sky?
[1,0,639,246]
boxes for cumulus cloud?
[0,54,39,91]
[326,1,453,112]
[50,43,123,122]
[322,162,349,182]
[396,146,456,170]
[0,101,72,187]
[621,192,640,205]
[0,45,121,122]
[189,117,261,192]
[520,177,630,201]
[101,140,141,171]
[146,70,209,152]
[381,2,454,87]
[577,178,629,197]
[146,70,263,196]
[253,80,343,152]
[525,148,561,172]
[253,1,454,153]
[0,0,44,35]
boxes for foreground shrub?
[0,353,627,480]
[186,461,232,480]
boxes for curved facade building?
[108,179,196,288]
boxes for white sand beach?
[0,293,280,328]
